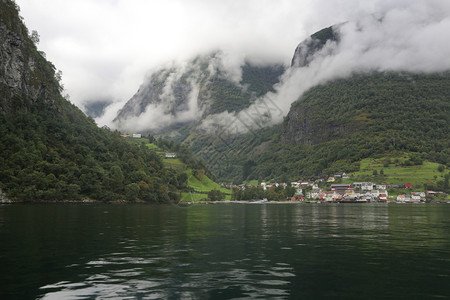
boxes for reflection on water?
[0,203,449,299]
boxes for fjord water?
[0,204,449,299]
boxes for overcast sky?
[15,0,413,109]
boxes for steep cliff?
[113,52,284,133]
[0,0,182,202]
[280,72,449,148]
[0,0,60,112]
[290,25,339,68]
[280,105,349,146]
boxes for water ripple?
[26,204,450,300]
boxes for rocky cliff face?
[290,26,339,68]
[113,52,284,133]
[281,25,345,145]
[280,104,348,145]
[114,59,206,124]
[0,0,59,113]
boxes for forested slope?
[188,72,449,184]
[0,0,184,202]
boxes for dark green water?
[0,203,449,299]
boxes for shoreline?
[2,199,447,205]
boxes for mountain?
[106,15,449,187]
[290,25,339,68]
[261,72,449,175]
[150,25,448,185]
[179,71,449,185]
[113,52,284,133]
[0,0,185,202]
[281,72,449,146]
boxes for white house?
[376,184,387,190]
[354,182,374,191]
[411,194,421,202]
[165,152,176,158]
[132,133,142,138]
[308,188,322,199]
[370,190,380,197]
[412,192,426,198]
[397,195,411,202]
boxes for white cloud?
[15,0,450,132]
[198,1,450,133]
[16,0,316,110]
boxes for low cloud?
[17,0,315,110]
[115,83,202,133]
[16,0,450,133]
[199,1,450,133]
[107,51,240,133]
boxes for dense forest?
[0,0,185,202]
[183,72,449,185]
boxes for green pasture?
[351,155,445,188]
[184,169,231,194]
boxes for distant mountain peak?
[291,25,340,68]
[112,52,284,134]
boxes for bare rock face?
[2,31,22,85]
[0,1,58,112]
[0,23,25,88]
[281,25,347,146]
[113,52,285,133]
[115,67,195,121]
[280,105,347,146]
[290,26,339,68]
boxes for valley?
[1,0,449,202]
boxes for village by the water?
[224,173,441,203]
[120,135,447,204]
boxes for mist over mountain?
[104,3,450,184]
[109,2,450,136]
[2,0,449,190]
[199,9,450,134]
[110,52,284,133]
[83,99,113,118]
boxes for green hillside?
[123,137,231,201]
[258,72,450,179]
[184,169,230,193]
[183,169,231,202]
[178,72,449,193]
[0,0,184,202]
[348,154,449,191]
[153,26,449,192]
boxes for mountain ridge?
[151,24,450,186]
[112,52,285,133]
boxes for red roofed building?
[331,184,352,191]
